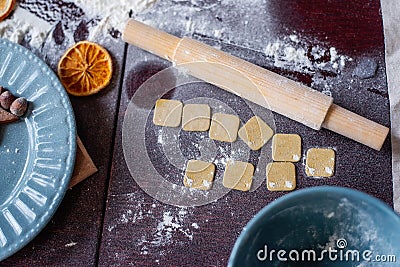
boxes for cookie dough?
[238,116,274,150]
[182,104,211,131]
[305,148,335,177]
[272,134,302,162]
[209,113,240,142]
[266,162,296,191]
[223,160,254,191]
[153,99,183,127]
[184,159,215,190]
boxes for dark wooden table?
[1,0,392,266]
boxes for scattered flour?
[0,16,31,44]
[119,207,144,224]
[157,130,164,144]
[107,225,116,232]
[133,207,199,255]
[213,157,230,165]
[0,0,351,104]
[64,242,77,247]
[0,0,157,48]
[73,0,157,38]
[150,208,194,246]
[264,35,349,74]
[318,233,339,250]
[325,167,333,175]
[107,199,198,254]
[0,7,50,49]
[285,180,293,189]
[326,212,335,218]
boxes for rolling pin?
[122,19,389,151]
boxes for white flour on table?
[0,0,156,49]
[0,7,50,49]
[73,0,157,39]
[107,193,198,256]
[0,0,354,101]
[0,0,350,77]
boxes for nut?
[0,91,16,110]
[10,97,28,117]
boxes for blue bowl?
[228,186,400,266]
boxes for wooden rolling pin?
[122,19,389,151]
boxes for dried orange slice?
[0,0,16,22]
[58,41,113,96]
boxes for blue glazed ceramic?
[229,186,400,266]
[0,38,76,261]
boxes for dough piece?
[238,116,274,150]
[266,162,296,191]
[305,148,335,177]
[272,134,302,162]
[209,113,240,142]
[223,160,254,191]
[184,160,215,190]
[182,104,211,131]
[153,99,183,127]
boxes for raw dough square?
[209,113,240,142]
[153,99,183,127]
[305,148,335,177]
[272,134,302,162]
[238,116,274,150]
[184,160,215,190]
[266,162,296,191]
[223,160,254,191]
[182,104,211,131]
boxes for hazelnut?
[10,97,28,117]
[0,91,16,110]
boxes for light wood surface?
[322,104,389,150]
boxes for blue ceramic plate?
[0,39,76,261]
